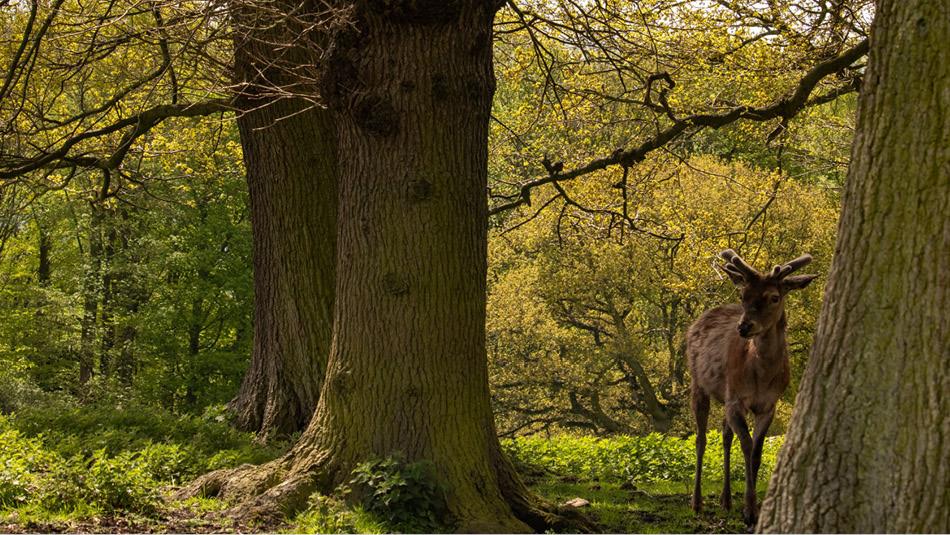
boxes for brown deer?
[687,249,817,527]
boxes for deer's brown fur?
[687,249,817,527]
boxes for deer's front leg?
[721,418,733,511]
[748,409,775,517]
[691,388,711,513]
[725,401,756,526]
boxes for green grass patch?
[1,401,779,533]
[0,402,285,523]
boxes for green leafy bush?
[0,367,56,415]
[83,449,160,513]
[343,455,446,531]
[12,402,286,475]
[502,433,783,486]
[0,403,286,517]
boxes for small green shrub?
[502,432,784,487]
[293,494,388,535]
[296,495,360,533]
[343,455,446,531]
[83,449,160,513]
[0,403,286,518]
[0,368,56,414]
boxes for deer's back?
[686,303,744,403]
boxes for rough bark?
[286,3,535,528]
[757,0,949,531]
[187,2,592,531]
[226,3,339,437]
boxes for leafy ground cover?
[0,403,780,533]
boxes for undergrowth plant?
[341,454,447,532]
[502,433,783,488]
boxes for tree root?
[175,462,284,503]
[495,452,599,533]
[175,443,597,533]
[174,452,334,526]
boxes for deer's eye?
[770,295,780,304]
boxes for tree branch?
[0,99,233,180]
[489,38,869,216]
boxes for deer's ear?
[719,264,746,285]
[782,274,818,291]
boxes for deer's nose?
[738,321,753,338]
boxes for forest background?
[0,0,898,532]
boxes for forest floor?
[0,398,767,533]
[1,481,752,534]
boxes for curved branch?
[489,38,869,216]
[0,98,233,180]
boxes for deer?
[686,249,818,527]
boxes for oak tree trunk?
[226,4,339,437]
[757,0,949,531]
[188,3,589,531]
[227,100,338,437]
[284,3,533,529]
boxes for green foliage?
[343,455,446,532]
[83,449,161,513]
[0,367,58,414]
[292,495,387,535]
[12,401,286,473]
[502,433,783,488]
[0,417,158,513]
[488,155,839,436]
[0,401,284,517]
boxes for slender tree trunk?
[113,208,141,386]
[79,203,103,385]
[757,0,949,531]
[226,3,338,437]
[37,225,51,286]
[116,324,137,385]
[99,219,117,377]
[185,295,204,406]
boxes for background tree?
[0,0,338,436]
[489,156,837,437]
[225,0,340,437]
[756,0,949,530]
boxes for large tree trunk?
[187,2,589,531]
[281,3,530,528]
[757,0,949,531]
[225,1,339,437]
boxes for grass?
[529,477,760,534]
[0,399,775,533]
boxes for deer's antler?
[770,254,813,279]
[720,249,759,281]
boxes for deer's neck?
[751,312,787,363]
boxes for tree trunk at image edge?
[226,16,339,436]
[757,0,949,531]
[208,3,574,531]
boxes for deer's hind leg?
[720,418,733,510]
[691,386,710,513]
